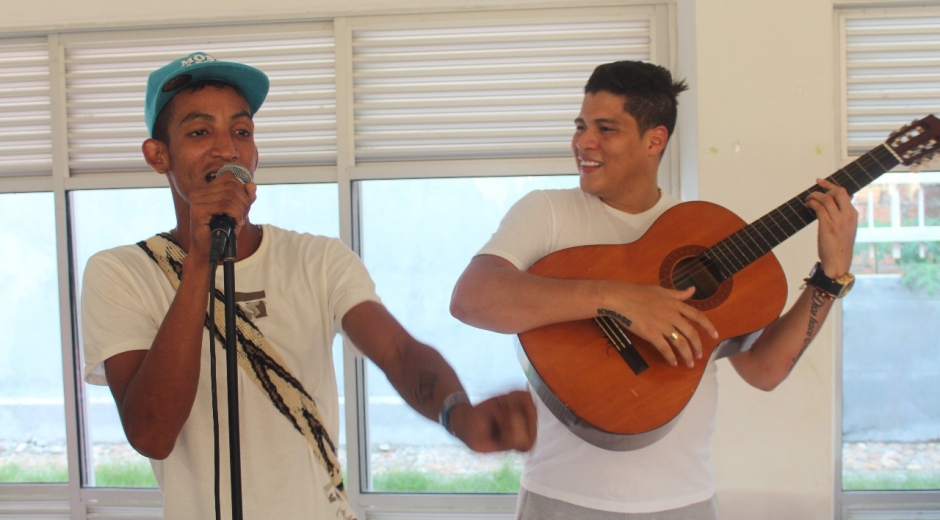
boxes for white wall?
[0,0,842,518]
[684,1,839,518]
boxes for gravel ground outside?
[2,438,939,482]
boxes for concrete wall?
[0,0,844,518]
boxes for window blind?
[351,18,651,163]
[64,30,336,174]
[844,14,940,157]
[0,41,52,178]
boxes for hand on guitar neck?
[728,177,858,391]
[804,177,857,279]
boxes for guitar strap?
[137,232,355,519]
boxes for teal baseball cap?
[144,52,270,138]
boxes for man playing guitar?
[450,60,858,519]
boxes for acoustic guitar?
[517,115,940,451]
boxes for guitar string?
[590,123,935,343]
[672,164,843,282]
[680,135,932,285]
[584,127,934,372]
[665,147,890,286]
[586,147,895,346]
[700,156,872,279]
[705,148,893,276]
[595,316,627,352]
[717,129,937,277]
[719,150,885,260]
[657,145,899,289]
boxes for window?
[0,192,66,484]
[844,176,940,491]
[342,9,661,511]
[71,188,175,488]
[838,7,940,517]
[358,175,576,493]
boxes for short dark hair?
[584,61,688,138]
[151,79,248,145]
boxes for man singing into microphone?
[79,52,536,519]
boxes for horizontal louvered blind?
[0,42,52,177]
[844,14,940,157]
[352,19,650,162]
[65,31,336,174]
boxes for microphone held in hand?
[208,163,252,264]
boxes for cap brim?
[147,59,269,137]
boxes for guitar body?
[517,201,788,450]
[513,115,939,450]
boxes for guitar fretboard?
[699,144,900,283]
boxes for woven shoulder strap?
[138,232,355,519]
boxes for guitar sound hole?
[672,257,721,301]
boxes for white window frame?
[0,3,676,518]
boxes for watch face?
[837,274,856,297]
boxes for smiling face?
[144,83,258,210]
[571,90,667,214]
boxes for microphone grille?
[217,163,252,184]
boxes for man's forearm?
[450,255,607,334]
[383,340,465,422]
[730,286,834,391]
[109,255,212,458]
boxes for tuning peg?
[912,153,940,172]
[925,153,940,170]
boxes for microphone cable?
[208,263,222,520]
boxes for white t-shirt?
[479,188,724,514]
[82,224,381,520]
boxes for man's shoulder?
[530,187,590,202]
[261,224,353,262]
[539,187,613,221]
[263,225,345,248]
[514,187,598,215]
[82,242,164,296]
[87,242,152,270]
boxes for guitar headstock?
[886,115,940,169]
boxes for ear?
[645,125,669,157]
[142,138,169,174]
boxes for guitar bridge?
[594,316,649,376]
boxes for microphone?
[208,163,252,264]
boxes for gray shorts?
[515,488,718,520]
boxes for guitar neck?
[701,144,901,283]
